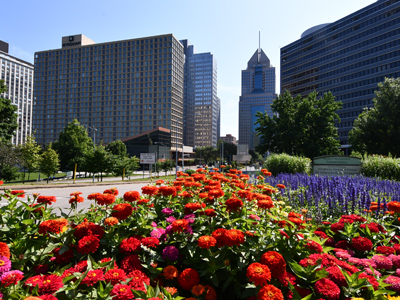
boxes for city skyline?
[2,0,376,138]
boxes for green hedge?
[263,153,311,176]
[361,155,400,181]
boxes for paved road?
[1,180,153,213]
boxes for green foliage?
[105,140,128,157]
[349,78,400,157]
[161,159,175,175]
[255,90,342,159]
[39,143,60,183]
[361,154,400,181]
[53,120,93,171]
[112,155,140,177]
[0,141,22,182]
[18,134,41,183]
[0,80,18,143]
[84,145,112,178]
[263,153,311,175]
[196,146,218,164]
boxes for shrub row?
[263,153,400,181]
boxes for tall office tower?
[281,0,400,150]
[0,40,34,145]
[33,34,184,147]
[239,47,276,150]
[180,40,220,148]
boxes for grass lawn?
[16,171,67,182]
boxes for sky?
[2,0,376,139]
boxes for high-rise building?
[180,40,220,148]
[0,40,34,145]
[33,34,184,147]
[281,0,400,149]
[239,48,276,150]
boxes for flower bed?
[0,170,400,300]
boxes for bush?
[263,153,311,176]
[361,154,400,181]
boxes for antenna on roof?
[258,31,261,63]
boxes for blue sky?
[3,0,376,138]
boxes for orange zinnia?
[162,265,179,280]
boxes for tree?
[0,80,18,143]
[18,134,41,183]
[161,159,175,176]
[84,145,112,182]
[349,77,400,157]
[0,141,21,182]
[112,156,140,178]
[39,143,60,183]
[105,140,128,157]
[53,120,93,174]
[217,141,237,164]
[195,146,218,165]
[255,90,342,159]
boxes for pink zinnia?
[0,270,24,287]
[0,256,11,274]
[372,255,393,270]
[384,275,400,292]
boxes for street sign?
[140,153,156,164]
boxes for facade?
[239,48,276,150]
[33,34,185,147]
[0,41,34,145]
[180,40,220,148]
[220,134,237,144]
[281,0,400,148]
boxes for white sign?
[140,153,155,164]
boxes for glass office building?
[281,0,400,149]
[180,40,220,148]
[239,48,276,150]
[33,34,184,147]
[0,41,34,145]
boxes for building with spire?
[238,44,276,150]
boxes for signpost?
[140,153,156,178]
[313,155,361,176]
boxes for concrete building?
[180,40,220,148]
[0,41,34,145]
[33,34,184,147]
[281,0,400,149]
[220,134,237,144]
[239,47,276,150]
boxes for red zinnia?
[223,229,245,247]
[26,274,63,295]
[314,278,341,300]
[110,284,134,300]
[141,237,160,249]
[81,269,104,286]
[261,251,286,279]
[212,228,228,247]
[105,268,128,285]
[38,218,68,235]
[77,235,100,254]
[96,193,116,206]
[225,197,243,212]
[257,284,284,300]
[120,254,143,273]
[119,237,142,254]
[142,185,159,196]
[74,221,105,239]
[158,186,177,197]
[171,219,190,233]
[124,190,141,202]
[11,190,25,197]
[103,187,119,195]
[37,195,57,205]
[0,242,10,259]
[112,203,134,220]
[246,262,271,286]
[198,236,217,249]
[178,268,200,291]
[351,236,373,252]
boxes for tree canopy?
[0,80,18,143]
[39,143,60,183]
[255,90,342,159]
[349,77,400,157]
[19,134,41,182]
[105,140,128,157]
[53,120,93,171]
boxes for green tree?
[0,141,21,182]
[112,156,140,178]
[39,143,60,183]
[53,120,93,175]
[18,134,41,183]
[161,159,174,176]
[195,146,218,165]
[0,80,18,143]
[84,145,113,182]
[255,90,342,159]
[349,77,400,157]
[217,141,237,164]
[105,140,128,157]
